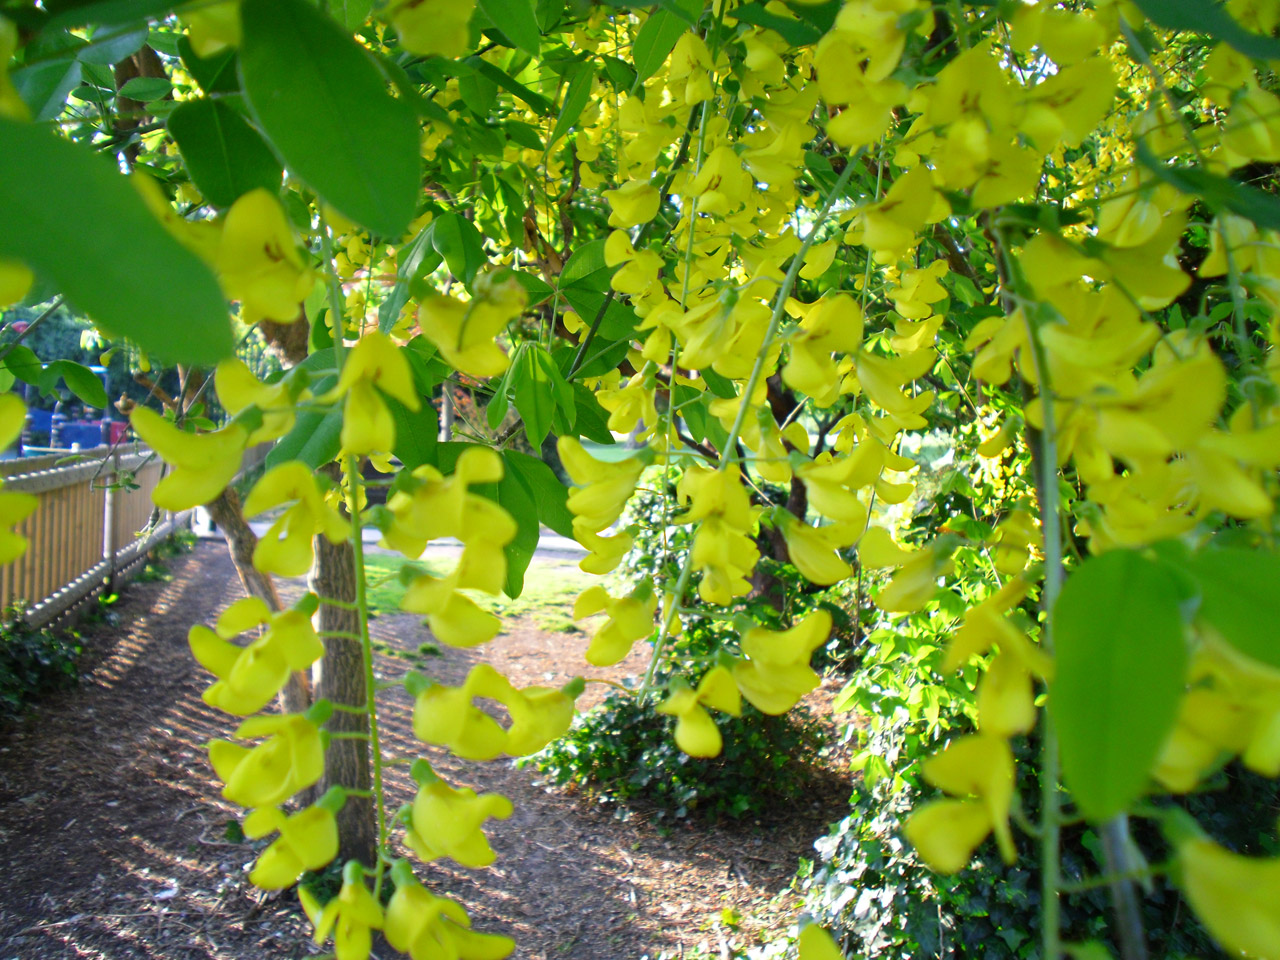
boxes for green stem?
[995,226,1064,960]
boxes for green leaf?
[1136,141,1280,233]
[11,59,83,122]
[3,345,44,387]
[266,405,343,470]
[0,117,232,365]
[1182,548,1280,669]
[48,360,109,408]
[549,62,596,148]
[632,4,693,83]
[177,37,238,94]
[513,345,555,447]
[76,22,147,64]
[333,0,373,30]
[47,0,176,28]
[493,466,540,598]
[431,213,487,286]
[731,2,823,45]
[1051,550,1188,822]
[117,76,171,101]
[378,218,441,333]
[239,0,420,237]
[388,395,439,470]
[504,449,574,538]
[477,0,541,55]
[466,57,554,116]
[559,237,610,288]
[1130,0,1280,61]
[569,382,615,444]
[168,98,283,208]
[562,288,637,340]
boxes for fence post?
[104,447,119,593]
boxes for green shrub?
[802,713,1276,960]
[0,611,81,720]
[526,688,824,821]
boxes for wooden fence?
[0,442,271,629]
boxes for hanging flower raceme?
[390,448,517,647]
[857,526,955,613]
[241,463,349,577]
[731,612,831,715]
[317,330,421,456]
[558,437,647,574]
[189,594,324,715]
[572,580,657,666]
[677,464,760,606]
[209,712,325,808]
[216,188,315,324]
[130,407,249,511]
[0,395,36,563]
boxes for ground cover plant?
[3,1,1280,959]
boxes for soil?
[0,541,854,960]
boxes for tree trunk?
[309,469,376,869]
[206,487,312,715]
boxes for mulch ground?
[0,541,853,959]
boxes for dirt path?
[0,542,852,959]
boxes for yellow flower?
[603,179,660,228]
[383,446,511,556]
[798,923,848,960]
[189,595,324,715]
[130,407,248,510]
[657,666,742,757]
[404,777,513,867]
[0,395,36,562]
[732,611,831,714]
[904,733,1017,873]
[215,358,306,445]
[412,675,508,761]
[418,271,526,378]
[1174,828,1280,959]
[776,512,852,586]
[385,874,515,960]
[385,0,477,60]
[300,867,384,960]
[208,713,325,808]
[181,0,242,57]
[318,331,421,456]
[558,437,646,532]
[0,17,30,122]
[411,665,576,760]
[242,805,338,890]
[0,258,32,307]
[216,188,315,324]
[573,581,657,666]
[782,294,865,407]
[242,462,350,577]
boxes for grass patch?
[361,552,600,627]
